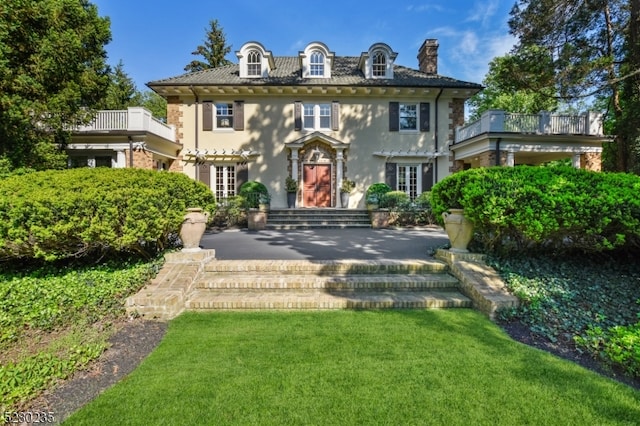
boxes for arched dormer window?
[236,42,274,78]
[247,50,262,76]
[359,43,397,79]
[310,51,325,76]
[372,52,387,77]
[300,42,334,79]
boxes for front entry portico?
[285,131,349,208]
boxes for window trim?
[372,51,387,78]
[215,103,234,130]
[302,103,332,130]
[399,103,418,132]
[212,163,237,200]
[396,164,422,200]
[247,50,262,77]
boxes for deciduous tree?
[468,46,558,120]
[0,0,111,170]
[508,0,636,172]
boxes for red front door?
[303,164,331,207]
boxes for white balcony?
[455,110,604,143]
[74,107,175,142]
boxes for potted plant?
[366,194,380,211]
[258,192,271,212]
[340,178,355,208]
[285,176,298,208]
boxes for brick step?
[196,273,459,291]
[185,289,472,310]
[203,259,449,275]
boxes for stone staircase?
[186,259,471,310]
[127,253,474,320]
[126,250,519,321]
[266,209,371,229]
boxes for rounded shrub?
[239,181,269,208]
[365,183,391,204]
[431,166,640,254]
[379,191,410,209]
[0,168,216,261]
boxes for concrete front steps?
[185,259,472,311]
[266,209,371,229]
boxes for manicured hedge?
[431,166,640,254]
[0,168,216,261]
[239,180,269,208]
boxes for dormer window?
[247,50,262,76]
[372,52,386,77]
[300,42,334,79]
[236,42,275,78]
[310,51,325,76]
[359,43,397,79]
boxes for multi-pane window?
[68,155,113,168]
[373,52,387,77]
[69,156,89,168]
[399,104,417,131]
[310,51,325,76]
[95,156,112,168]
[247,50,261,76]
[214,164,236,200]
[397,165,420,200]
[216,103,233,128]
[303,103,331,130]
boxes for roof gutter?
[434,88,443,183]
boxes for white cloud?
[459,31,479,54]
[465,0,500,27]
[407,3,446,13]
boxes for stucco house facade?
[68,38,610,209]
[146,40,482,208]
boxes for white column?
[291,149,299,181]
[116,150,127,168]
[506,151,515,167]
[572,153,582,168]
[336,149,344,192]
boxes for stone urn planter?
[179,207,209,252]
[442,208,474,253]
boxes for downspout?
[495,138,502,166]
[434,88,443,182]
[128,136,133,167]
[189,86,200,180]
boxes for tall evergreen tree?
[0,0,111,170]
[184,19,232,72]
[103,60,137,110]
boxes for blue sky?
[92,0,517,91]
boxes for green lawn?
[65,310,640,425]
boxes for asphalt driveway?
[200,227,449,260]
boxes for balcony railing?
[455,110,604,143]
[74,107,175,142]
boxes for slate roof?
[148,57,482,89]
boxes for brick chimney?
[417,39,439,74]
